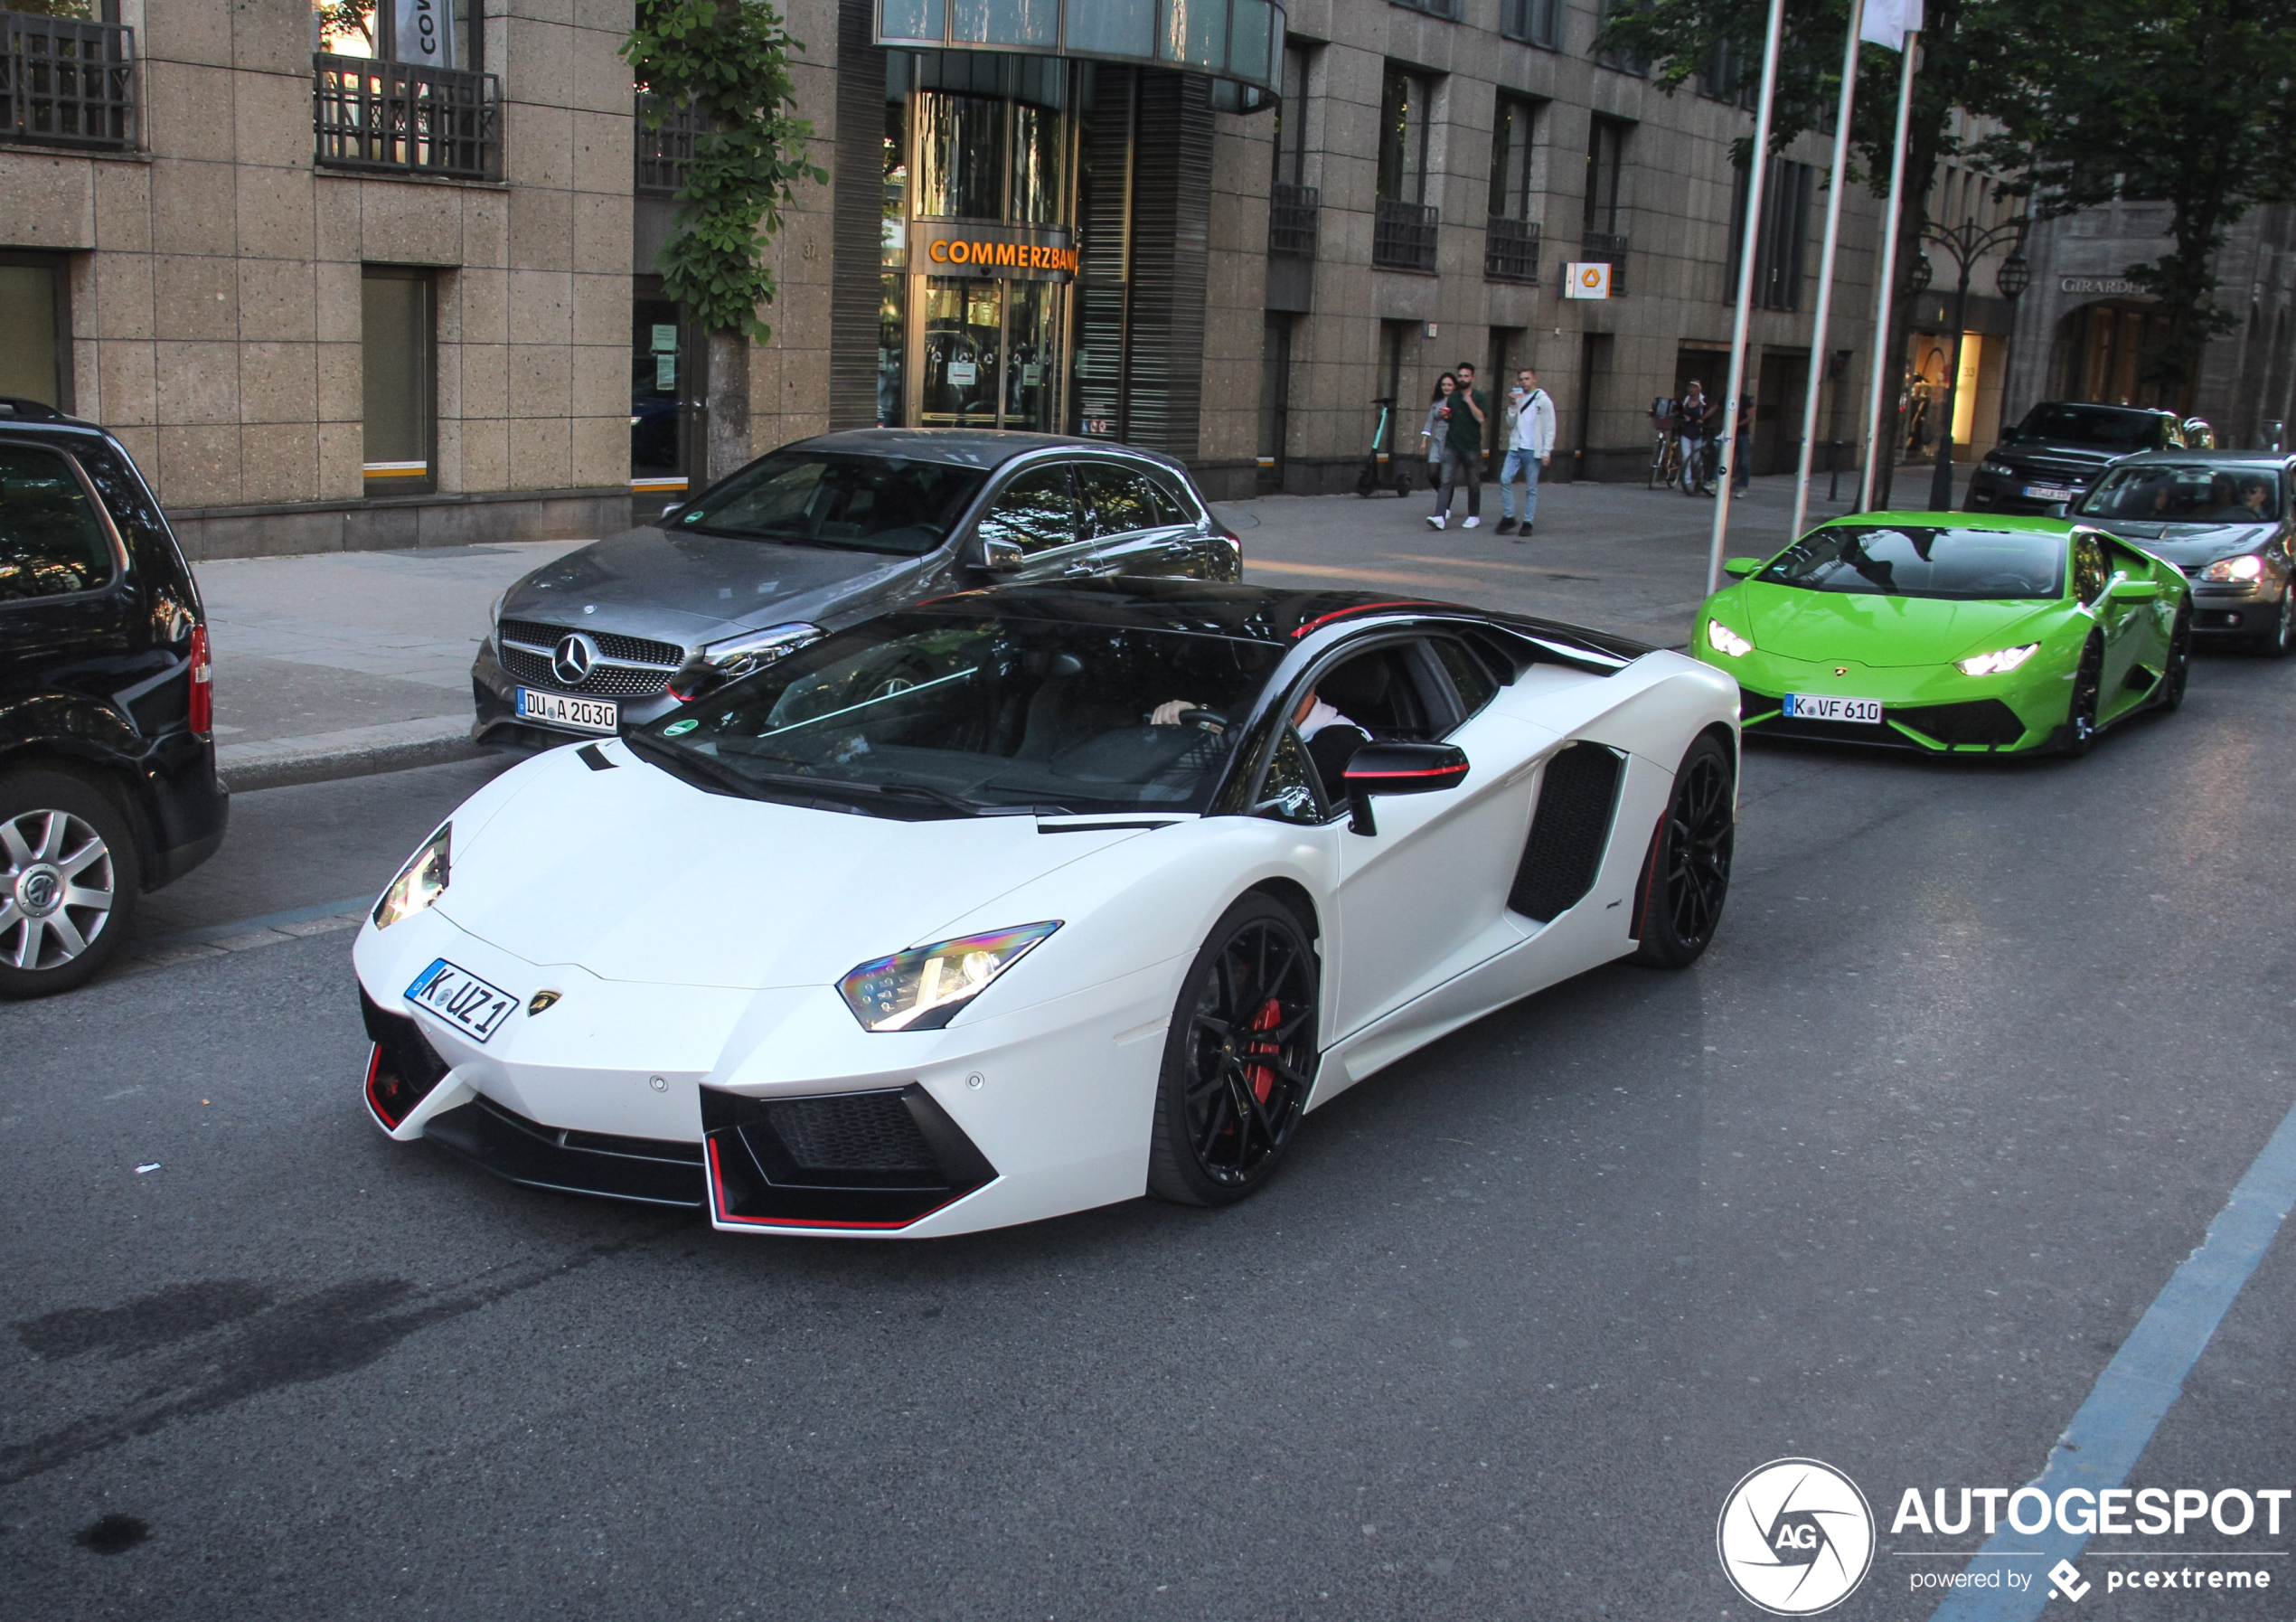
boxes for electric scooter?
[1355,396,1416,497]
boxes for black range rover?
[0,398,227,995]
[1964,401,2191,516]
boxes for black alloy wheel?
[2158,602,2193,711]
[0,767,140,999]
[1633,734,1736,969]
[1147,894,1320,1207]
[2059,633,2103,756]
[2258,588,2295,659]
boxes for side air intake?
[1507,742,1624,923]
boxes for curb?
[217,716,492,793]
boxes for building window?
[1501,0,1563,49]
[1582,115,1628,238]
[1377,66,1432,206]
[362,267,435,494]
[1490,95,1538,221]
[1390,0,1462,18]
[313,0,483,71]
[1592,0,1648,75]
[0,252,71,411]
[1727,158,1815,309]
[1271,42,1310,188]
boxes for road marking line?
[1930,1098,2296,1620]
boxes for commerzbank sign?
[908,222,1077,281]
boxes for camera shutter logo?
[1716,1458,1875,1615]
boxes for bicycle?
[1648,424,1683,490]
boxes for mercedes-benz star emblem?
[552,632,598,685]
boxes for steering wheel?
[1175,708,1227,733]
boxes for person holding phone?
[1418,373,1457,492]
[1496,366,1555,538]
[1428,362,1488,531]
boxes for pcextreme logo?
[1717,1458,1877,1616]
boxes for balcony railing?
[1373,197,1438,273]
[635,91,709,195]
[314,53,500,181]
[1269,181,1319,259]
[1485,215,1540,283]
[2,13,133,149]
[1580,231,1629,295]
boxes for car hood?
[1736,582,2062,666]
[434,744,1152,989]
[1985,444,2131,477]
[502,524,953,652]
[2075,518,2273,564]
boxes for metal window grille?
[1580,231,1629,296]
[1269,180,1319,259]
[1501,0,1562,47]
[1485,215,1540,284]
[1373,197,1438,273]
[2,14,134,149]
[635,91,709,195]
[313,52,500,180]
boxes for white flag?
[393,0,457,66]
[1860,0,1922,47]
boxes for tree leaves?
[623,0,827,341]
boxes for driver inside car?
[1153,659,1388,803]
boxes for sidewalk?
[193,472,1870,791]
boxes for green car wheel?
[1695,513,2194,759]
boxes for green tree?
[1974,0,2296,404]
[624,0,825,475]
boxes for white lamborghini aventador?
[353,580,1739,1237]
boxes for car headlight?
[1706,618,1755,658]
[666,621,823,700]
[373,824,450,929]
[1979,456,2010,473]
[2200,553,2265,582]
[838,921,1060,1033]
[1954,643,2039,676]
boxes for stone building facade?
[3,0,1939,560]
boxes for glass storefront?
[880,52,1077,433]
[631,280,701,500]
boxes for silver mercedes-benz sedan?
[473,429,1242,745]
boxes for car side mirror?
[975,534,1024,573]
[2108,578,2160,604]
[1341,741,1470,836]
[1722,556,1762,579]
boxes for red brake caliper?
[1244,997,1284,1103]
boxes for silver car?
[473,430,1242,744]
[2071,449,2295,656]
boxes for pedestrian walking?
[1418,373,1456,494]
[1675,382,1717,496]
[1427,361,1488,531]
[1495,366,1555,538]
[1731,392,1754,497]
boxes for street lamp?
[1923,214,2032,511]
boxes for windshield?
[2076,463,2281,523]
[673,452,987,555]
[2009,404,2162,451]
[1758,526,2065,601]
[635,614,1284,815]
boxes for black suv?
[0,398,227,995]
[1965,401,2190,515]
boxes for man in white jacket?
[1495,366,1556,538]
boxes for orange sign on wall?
[908,222,1077,282]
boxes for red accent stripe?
[704,1136,967,1232]
[362,1042,404,1130]
[1349,766,1467,780]
[1289,600,1444,639]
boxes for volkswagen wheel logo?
[1717,1458,1875,1615]
[552,632,599,685]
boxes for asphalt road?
[5,647,2294,1621]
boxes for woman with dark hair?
[1418,373,1458,495]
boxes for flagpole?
[1858,29,1920,511]
[1705,0,1789,594]
[1788,0,1866,541]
